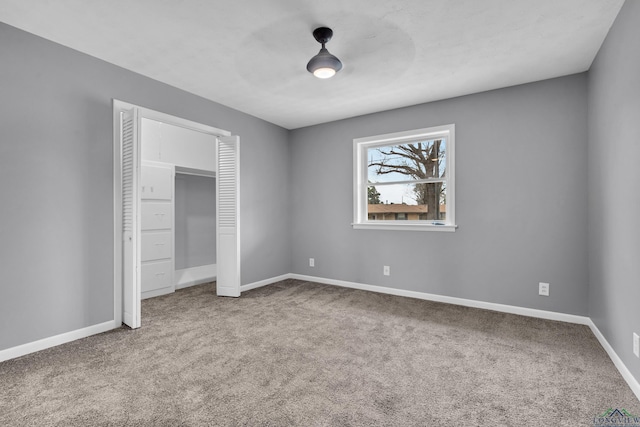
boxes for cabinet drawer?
[141,202,172,230]
[141,260,173,292]
[141,231,172,261]
[141,163,173,200]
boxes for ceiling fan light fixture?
[306,27,342,79]
[313,68,336,79]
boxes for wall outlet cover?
[309,258,315,267]
[634,332,639,358]
[383,266,390,276]
[539,282,550,296]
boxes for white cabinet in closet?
[141,118,216,172]
[140,162,174,299]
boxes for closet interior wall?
[174,172,217,290]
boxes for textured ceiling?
[0,0,625,129]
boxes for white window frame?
[353,124,457,232]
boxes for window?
[353,124,456,231]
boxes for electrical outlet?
[383,266,390,276]
[309,258,315,267]
[634,333,639,358]
[539,282,550,296]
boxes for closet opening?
[113,100,240,329]
[174,172,217,292]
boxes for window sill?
[352,223,457,232]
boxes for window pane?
[367,183,446,221]
[367,138,446,184]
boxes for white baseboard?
[0,320,118,363]
[290,274,591,325]
[241,274,292,293]
[588,320,640,402]
[175,264,216,290]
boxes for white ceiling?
[0,0,625,129]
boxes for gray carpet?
[1,279,638,426]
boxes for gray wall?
[0,23,291,351]
[175,174,216,270]
[290,75,589,315]
[588,0,640,384]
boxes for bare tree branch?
[368,139,445,220]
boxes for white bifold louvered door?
[121,109,141,328]
[216,135,241,297]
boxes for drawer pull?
[154,243,165,246]
[155,272,166,277]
